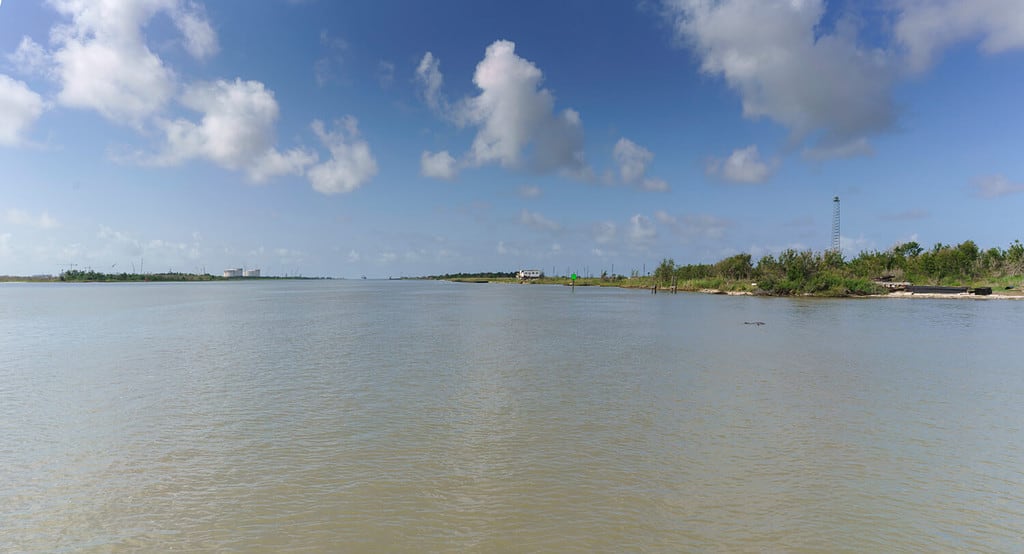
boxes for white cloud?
[347,249,360,262]
[171,2,219,59]
[664,0,895,155]
[613,138,652,183]
[415,52,446,112]
[46,0,216,126]
[307,117,377,195]
[896,0,1024,72]
[154,78,316,182]
[972,175,1024,198]
[8,37,50,76]
[448,40,587,174]
[250,148,318,183]
[420,150,458,180]
[5,209,59,229]
[314,30,347,87]
[0,75,46,146]
[613,137,670,191]
[627,214,656,245]
[519,209,561,232]
[518,184,541,198]
[706,145,777,183]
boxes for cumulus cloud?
[519,209,561,232]
[5,209,59,229]
[153,78,316,182]
[972,175,1024,198]
[460,41,586,173]
[706,145,777,183]
[664,0,896,155]
[44,0,218,126]
[420,150,458,180]
[307,117,378,195]
[0,75,46,146]
[896,0,1024,72]
[420,41,587,176]
[613,138,670,191]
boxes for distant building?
[518,269,543,279]
[223,268,243,278]
[243,269,260,278]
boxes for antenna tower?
[831,196,841,253]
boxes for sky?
[1,0,1023,278]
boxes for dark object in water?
[744,321,765,326]
[972,287,992,296]
[906,285,968,294]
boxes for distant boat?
[361,275,367,280]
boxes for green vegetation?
[58,270,223,282]
[48,270,328,282]
[420,271,518,280]
[426,240,1024,297]
[651,240,1024,296]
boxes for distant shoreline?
[437,277,1024,299]
[0,275,333,283]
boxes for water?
[3,280,1023,552]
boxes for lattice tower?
[831,196,841,253]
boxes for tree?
[714,253,753,280]
[654,258,676,285]
[893,241,923,258]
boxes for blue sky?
[1,0,1023,278]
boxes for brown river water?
[3,280,1023,552]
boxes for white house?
[517,269,543,279]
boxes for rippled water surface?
[3,280,1024,552]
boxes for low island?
[420,240,1024,299]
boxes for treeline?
[654,240,1024,296]
[424,271,518,280]
[60,270,220,282]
